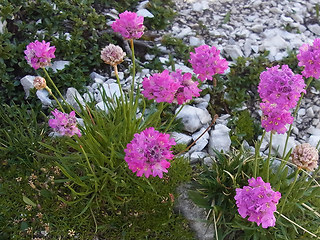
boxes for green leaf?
[22,195,36,207]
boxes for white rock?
[281,15,294,23]
[176,27,193,38]
[192,1,209,11]
[216,114,231,125]
[175,105,212,133]
[244,39,253,57]
[307,107,315,118]
[36,89,52,106]
[137,0,149,10]
[20,75,35,98]
[90,72,106,81]
[66,87,85,111]
[224,45,243,60]
[173,64,193,74]
[208,124,231,156]
[189,36,205,47]
[298,108,306,116]
[189,138,208,153]
[261,35,287,51]
[307,127,320,136]
[0,20,6,34]
[95,101,109,114]
[171,132,193,145]
[308,135,320,148]
[308,24,320,35]
[94,78,104,84]
[136,9,154,18]
[203,156,215,167]
[49,61,70,73]
[251,24,264,33]
[192,127,210,141]
[265,132,296,157]
[102,82,121,99]
[145,54,155,60]
[190,152,208,164]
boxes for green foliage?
[190,147,320,239]
[228,110,261,147]
[145,0,176,30]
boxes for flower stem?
[113,65,125,103]
[164,103,186,132]
[129,39,136,104]
[266,132,273,182]
[42,68,70,111]
[282,77,314,158]
[279,168,300,214]
[254,130,266,178]
[45,86,64,112]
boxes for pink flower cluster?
[111,11,144,40]
[258,65,305,134]
[48,109,81,137]
[235,177,281,228]
[189,45,228,81]
[260,102,294,134]
[24,40,56,70]
[258,65,306,110]
[297,38,320,79]
[124,127,176,178]
[142,69,201,104]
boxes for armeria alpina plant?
[189,38,320,240]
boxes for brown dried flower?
[100,44,126,66]
[291,143,319,171]
[33,76,47,90]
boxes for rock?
[95,101,109,114]
[298,108,306,116]
[94,78,104,84]
[137,0,149,10]
[203,156,215,167]
[306,107,315,118]
[0,20,6,34]
[189,36,205,47]
[308,24,320,35]
[66,87,85,112]
[20,75,35,98]
[176,27,193,38]
[192,1,209,11]
[137,9,154,18]
[49,61,70,73]
[190,152,209,164]
[171,132,193,145]
[176,184,215,240]
[36,89,52,106]
[224,45,243,60]
[308,135,320,148]
[208,124,231,156]
[176,105,212,133]
[90,72,106,81]
[251,24,264,33]
[266,132,296,157]
[216,114,231,125]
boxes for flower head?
[235,177,281,228]
[111,11,144,40]
[291,143,319,171]
[297,38,320,79]
[258,65,306,110]
[189,45,228,81]
[260,101,294,134]
[142,70,181,103]
[171,69,201,104]
[124,127,176,178]
[48,109,81,137]
[24,40,56,70]
[101,44,126,66]
[33,76,47,90]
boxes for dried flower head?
[260,101,294,134]
[297,38,320,79]
[189,44,228,81]
[101,44,126,66]
[124,127,176,178]
[33,76,47,90]
[235,177,281,228]
[48,109,81,137]
[291,143,319,171]
[24,40,56,70]
[111,11,144,39]
[258,65,306,110]
[68,229,75,237]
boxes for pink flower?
[124,127,176,178]
[297,38,320,79]
[258,65,306,110]
[142,70,181,103]
[171,69,202,104]
[24,40,56,70]
[260,101,294,134]
[111,11,144,39]
[48,109,81,137]
[100,44,126,66]
[142,69,201,104]
[189,45,228,81]
[234,177,281,229]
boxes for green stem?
[45,86,64,112]
[254,130,266,178]
[266,132,273,182]
[42,68,70,111]
[113,65,125,103]
[129,39,136,104]
[164,104,186,132]
[280,168,300,214]
[282,77,314,158]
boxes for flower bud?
[291,143,319,172]
[33,76,47,90]
[100,44,126,67]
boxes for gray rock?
[224,45,243,60]
[20,75,35,98]
[208,124,231,156]
[137,9,154,18]
[36,89,52,106]
[189,36,205,47]
[308,24,320,35]
[66,87,85,112]
[49,60,70,73]
[0,20,6,34]
[90,72,106,81]
[192,1,209,11]
[190,152,209,164]
[171,132,193,145]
